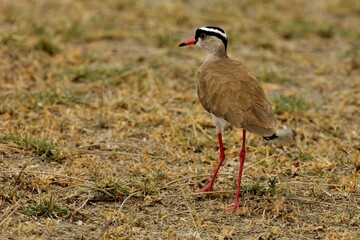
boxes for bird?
[179,26,291,211]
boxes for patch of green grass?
[329,129,344,138]
[239,178,278,196]
[23,195,68,218]
[138,177,157,196]
[85,30,127,42]
[275,18,338,40]
[0,134,11,143]
[0,33,16,45]
[291,150,314,162]
[89,168,160,200]
[0,32,28,51]
[95,113,112,129]
[25,88,83,108]
[60,66,139,85]
[94,181,131,201]
[257,69,293,84]
[254,39,275,50]
[273,96,309,114]
[268,177,278,196]
[151,33,178,47]
[34,37,59,55]
[56,65,151,92]
[58,20,86,42]
[121,175,160,198]
[279,19,313,39]
[31,22,50,37]
[242,182,267,196]
[327,126,345,138]
[0,133,63,161]
[316,25,335,39]
[111,0,137,11]
[188,136,205,153]
[88,167,131,200]
[152,168,166,184]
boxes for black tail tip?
[263,133,278,141]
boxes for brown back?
[197,57,276,136]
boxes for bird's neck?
[203,48,227,63]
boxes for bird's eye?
[200,33,207,39]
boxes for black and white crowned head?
[195,26,228,50]
[179,26,228,57]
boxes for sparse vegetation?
[257,68,293,84]
[0,133,64,161]
[23,196,68,218]
[273,95,309,114]
[0,0,358,239]
[35,37,60,55]
[268,177,278,196]
[25,88,83,108]
[242,182,267,196]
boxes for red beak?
[178,38,197,47]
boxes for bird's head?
[179,26,228,55]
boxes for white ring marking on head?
[199,27,227,39]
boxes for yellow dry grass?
[0,0,359,239]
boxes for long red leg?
[198,132,225,192]
[227,129,246,211]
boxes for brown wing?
[197,58,276,136]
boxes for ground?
[0,0,359,239]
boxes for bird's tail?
[263,128,294,144]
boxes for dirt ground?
[0,0,359,239]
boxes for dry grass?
[0,0,359,239]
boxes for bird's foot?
[197,183,215,192]
[226,204,238,211]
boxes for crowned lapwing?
[179,26,292,211]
